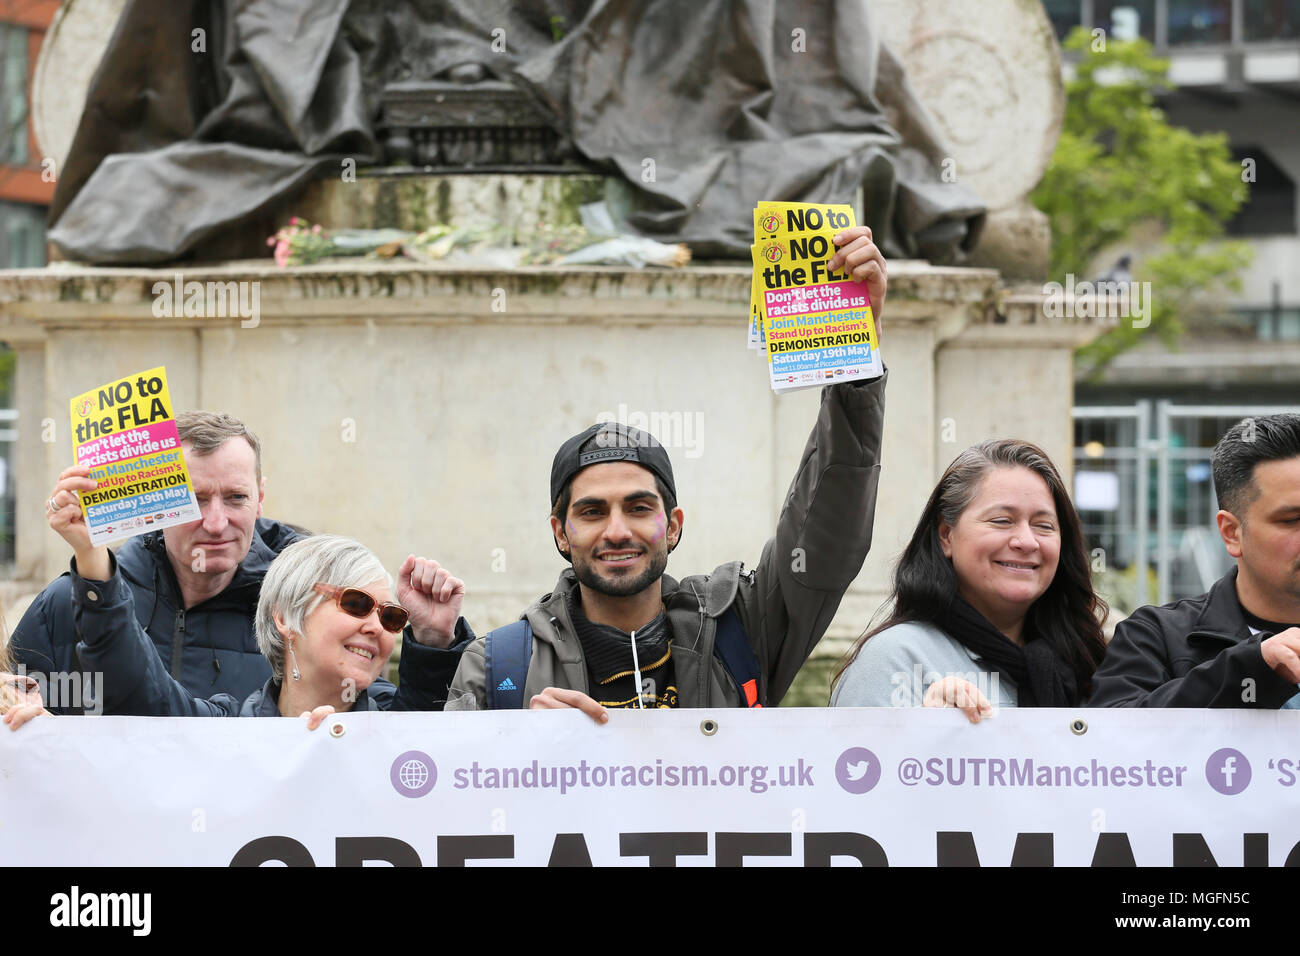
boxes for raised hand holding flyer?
[69,366,201,545]
[751,201,884,392]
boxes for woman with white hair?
[243,534,468,723]
[7,535,470,728]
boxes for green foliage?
[1092,563,1158,617]
[781,655,840,707]
[0,346,14,406]
[1032,28,1252,377]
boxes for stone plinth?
[294,174,607,237]
[0,261,1106,654]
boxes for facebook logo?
[1205,747,1252,796]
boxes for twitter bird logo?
[835,747,881,794]
[845,759,872,780]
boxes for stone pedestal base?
[0,259,1106,650]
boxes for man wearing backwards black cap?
[448,226,888,720]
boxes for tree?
[1032,28,1252,377]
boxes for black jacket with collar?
[229,626,472,717]
[69,550,472,717]
[235,662,460,716]
[9,519,404,713]
[1088,568,1299,708]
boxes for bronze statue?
[49,0,984,265]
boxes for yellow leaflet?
[69,366,202,545]
[70,365,179,442]
[754,202,856,241]
[756,227,880,394]
[749,243,765,350]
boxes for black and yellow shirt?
[568,595,679,708]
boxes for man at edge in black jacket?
[1091,414,1300,708]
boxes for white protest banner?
[2,708,1297,866]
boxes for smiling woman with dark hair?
[832,439,1108,721]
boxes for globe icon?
[390,750,437,797]
[399,759,429,790]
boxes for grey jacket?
[830,620,1020,708]
[449,374,886,709]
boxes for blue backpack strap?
[712,606,762,707]
[483,619,533,710]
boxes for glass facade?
[1226,147,1297,237]
[0,200,46,268]
[1043,0,1086,39]
[1048,0,1300,44]
[1243,307,1300,339]
[1095,1,1159,41]
[1,23,29,165]
[1244,0,1300,39]
[1167,0,1234,44]
[0,22,34,568]
[1073,405,1282,612]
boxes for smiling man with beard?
[448,230,889,719]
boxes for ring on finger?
[45,495,58,514]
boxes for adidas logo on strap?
[496,677,517,691]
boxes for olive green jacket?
[448,374,886,709]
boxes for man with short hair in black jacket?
[1090,414,1300,708]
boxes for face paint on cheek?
[648,513,667,544]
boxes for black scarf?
[931,595,1078,707]
[566,593,679,708]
